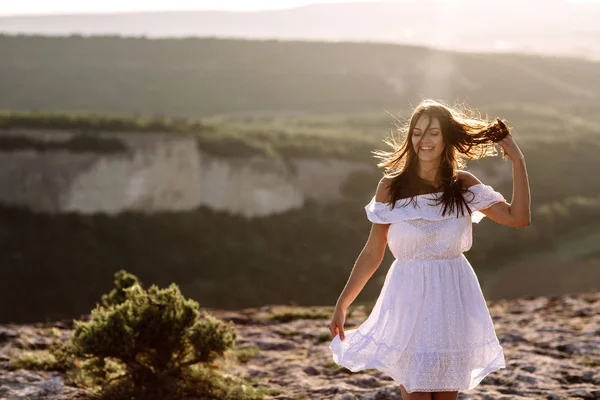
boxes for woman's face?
[411,114,445,162]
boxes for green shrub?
[233,345,260,363]
[0,133,128,154]
[9,350,59,371]
[99,270,141,308]
[0,110,207,134]
[267,307,331,323]
[66,269,252,400]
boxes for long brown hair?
[372,99,510,217]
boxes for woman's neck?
[417,160,442,186]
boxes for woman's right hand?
[329,306,347,340]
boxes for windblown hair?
[372,99,510,217]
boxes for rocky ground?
[1,291,599,400]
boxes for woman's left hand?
[496,119,524,161]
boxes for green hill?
[1,35,600,323]
[1,35,599,117]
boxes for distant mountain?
[1,35,599,118]
[1,0,599,59]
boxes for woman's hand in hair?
[496,119,524,161]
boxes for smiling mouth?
[420,147,434,151]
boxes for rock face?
[1,291,599,399]
[0,129,510,218]
[0,129,203,214]
[64,133,202,214]
[0,129,375,217]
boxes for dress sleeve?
[468,184,507,223]
[364,196,392,224]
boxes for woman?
[328,99,531,400]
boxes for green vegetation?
[0,133,127,153]
[1,108,600,325]
[9,349,61,371]
[0,110,380,160]
[4,186,600,324]
[0,198,387,323]
[233,345,260,364]
[1,109,600,324]
[1,36,599,118]
[0,35,599,324]
[267,307,331,323]
[316,331,333,343]
[9,270,270,400]
[576,355,600,368]
[0,110,206,133]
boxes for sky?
[0,0,600,16]
[0,0,384,16]
[0,0,597,16]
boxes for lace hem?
[330,329,506,393]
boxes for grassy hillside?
[1,35,600,323]
[1,109,600,323]
[1,35,599,117]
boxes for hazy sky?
[0,0,385,16]
[0,0,596,16]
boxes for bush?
[66,269,256,400]
[0,133,127,154]
[9,350,60,371]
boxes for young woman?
[328,99,531,400]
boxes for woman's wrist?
[511,153,525,163]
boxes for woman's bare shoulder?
[375,177,394,203]
[457,170,482,188]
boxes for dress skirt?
[329,254,506,393]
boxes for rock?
[334,394,359,400]
[556,343,578,354]
[37,376,63,393]
[2,291,600,400]
[582,370,597,382]
[515,373,538,384]
[575,308,593,317]
[0,376,68,399]
[565,374,587,384]
[302,366,320,376]
[553,376,569,384]
[247,368,269,378]
[254,339,296,351]
[14,335,54,350]
[568,389,595,399]
[221,316,256,325]
[313,386,340,395]
[498,387,525,396]
[0,330,18,343]
[521,365,537,373]
[348,376,382,388]
[499,333,528,343]
[480,376,506,386]
[367,387,402,400]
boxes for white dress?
[329,183,507,393]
